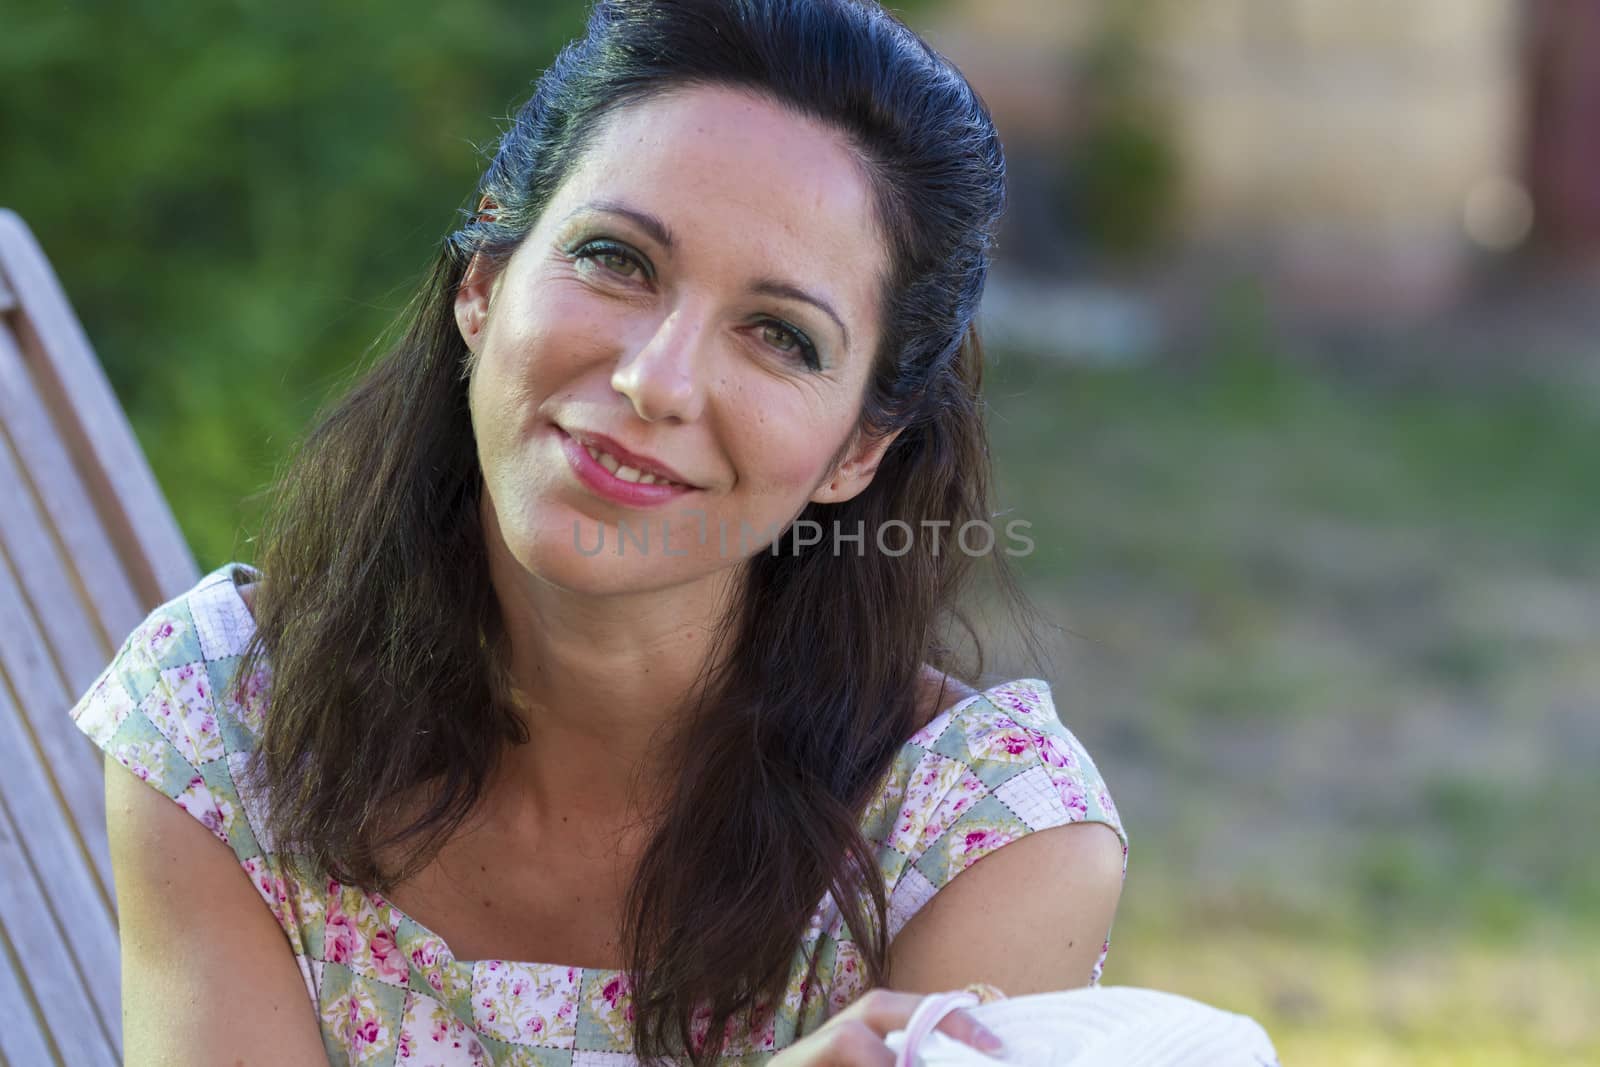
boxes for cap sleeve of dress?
[877,678,1129,982]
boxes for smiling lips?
[558,426,701,506]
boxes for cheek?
[734,404,852,497]
[469,296,607,424]
[468,355,532,474]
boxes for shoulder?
[69,562,269,848]
[888,677,1126,863]
[863,676,1128,918]
[79,561,260,683]
[875,677,1128,992]
[92,568,329,1059]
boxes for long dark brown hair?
[237,0,1043,1061]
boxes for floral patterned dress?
[70,563,1129,1066]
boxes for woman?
[70,0,1128,1063]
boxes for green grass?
[976,319,1600,1061]
[1104,922,1600,1066]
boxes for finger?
[843,990,1006,1056]
[935,1009,1007,1055]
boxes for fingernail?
[974,1025,1007,1054]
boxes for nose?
[610,307,709,423]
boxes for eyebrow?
[566,199,852,350]
[570,199,677,250]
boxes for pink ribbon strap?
[894,989,982,1067]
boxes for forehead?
[545,87,887,321]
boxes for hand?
[770,988,1006,1065]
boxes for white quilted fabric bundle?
[884,986,1280,1067]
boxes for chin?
[500,515,709,598]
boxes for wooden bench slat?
[0,466,116,908]
[0,209,197,609]
[0,570,121,1055]
[0,311,153,657]
[0,691,120,1066]
[0,853,66,1067]
[0,366,122,696]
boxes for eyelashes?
[566,237,823,372]
[571,238,647,281]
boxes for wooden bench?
[0,208,199,1065]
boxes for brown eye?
[598,251,639,277]
[757,319,821,371]
[762,322,798,351]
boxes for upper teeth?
[584,444,686,488]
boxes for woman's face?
[459,85,897,597]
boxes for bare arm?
[107,752,332,1066]
[767,823,1124,1065]
[885,821,1126,994]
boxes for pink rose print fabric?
[70,564,1128,1064]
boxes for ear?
[809,425,904,505]
[454,251,497,353]
[454,196,502,352]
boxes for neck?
[478,500,742,841]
